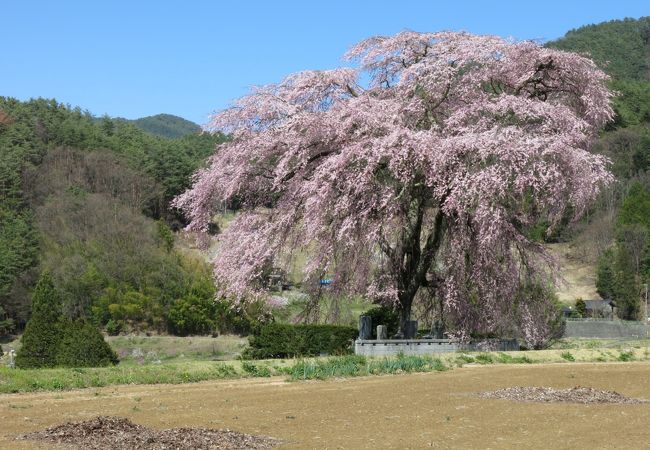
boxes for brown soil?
[19,415,280,449]
[3,362,650,449]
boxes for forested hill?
[548,17,650,81]
[544,17,650,318]
[129,113,201,138]
[548,17,650,128]
[0,98,230,335]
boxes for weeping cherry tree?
[175,31,613,341]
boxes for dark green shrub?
[105,319,122,336]
[474,353,495,364]
[619,350,635,362]
[244,323,358,359]
[363,306,399,339]
[569,310,582,319]
[56,321,118,367]
[15,273,64,368]
[0,305,15,337]
[166,294,215,336]
[241,361,272,377]
[214,298,271,336]
[561,351,575,362]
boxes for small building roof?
[584,299,615,310]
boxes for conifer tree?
[596,250,616,300]
[56,320,118,367]
[15,273,63,368]
[614,247,641,320]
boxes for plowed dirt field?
[3,362,650,449]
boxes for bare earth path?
[3,362,650,449]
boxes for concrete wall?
[355,339,458,356]
[354,339,519,357]
[564,320,650,339]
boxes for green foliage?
[166,294,216,336]
[0,305,15,337]
[0,361,240,394]
[568,310,582,319]
[611,80,650,127]
[244,323,358,359]
[15,274,118,368]
[614,246,641,320]
[213,299,270,336]
[575,298,587,317]
[288,354,447,380]
[593,184,650,320]
[618,350,635,361]
[0,106,41,325]
[560,351,576,362]
[55,320,118,367]
[596,248,641,320]
[474,353,495,364]
[15,273,64,368]
[0,97,228,332]
[130,114,201,138]
[619,183,650,230]
[547,17,650,81]
[105,319,122,336]
[363,305,399,339]
[156,220,175,252]
[495,353,533,364]
[592,127,650,180]
[241,361,272,377]
[596,252,616,301]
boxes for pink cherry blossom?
[174,31,613,341]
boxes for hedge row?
[244,323,358,359]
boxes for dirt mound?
[480,386,647,404]
[19,416,280,449]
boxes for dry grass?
[547,242,599,303]
[107,335,248,364]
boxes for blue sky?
[2,1,647,125]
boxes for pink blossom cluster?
[174,31,613,339]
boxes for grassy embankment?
[2,337,650,394]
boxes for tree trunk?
[388,199,446,339]
[394,295,414,339]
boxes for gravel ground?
[480,386,648,404]
[19,416,280,450]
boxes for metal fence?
[564,320,650,339]
[566,318,624,322]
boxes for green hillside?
[545,17,650,318]
[547,16,650,81]
[131,113,201,138]
[0,98,246,336]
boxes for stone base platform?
[354,338,519,357]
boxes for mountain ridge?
[122,113,202,138]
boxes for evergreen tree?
[56,320,118,367]
[15,273,63,368]
[618,183,650,230]
[596,250,616,300]
[614,247,641,320]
